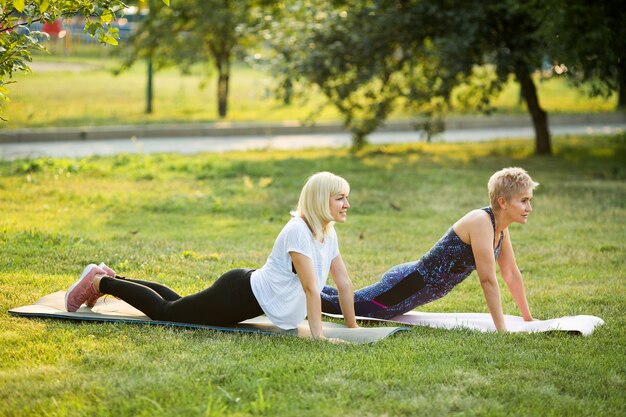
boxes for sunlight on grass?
[0,135,624,416]
[3,55,618,128]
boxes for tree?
[0,0,166,116]
[473,0,554,154]
[402,0,554,154]
[547,0,626,109]
[263,1,463,149]
[263,1,531,151]
[268,0,620,155]
[122,0,270,118]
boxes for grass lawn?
[3,52,618,129]
[0,134,625,416]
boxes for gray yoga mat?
[8,291,407,344]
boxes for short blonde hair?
[293,172,350,241]
[488,167,539,210]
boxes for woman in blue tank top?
[321,167,538,332]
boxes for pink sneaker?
[85,263,117,307]
[65,264,107,312]
[98,263,117,277]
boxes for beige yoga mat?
[324,311,604,336]
[8,291,407,344]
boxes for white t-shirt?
[250,216,340,330]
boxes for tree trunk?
[217,72,229,118]
[212,42,231,118]
[351,131,367,151]
[618,60,626,110]
[146,57,154,114]
[516,66,552,155]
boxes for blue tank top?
[416,206,503,292]
[321,207,505,318]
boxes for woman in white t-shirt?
[64,172,358,340]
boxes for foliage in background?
[119,0,276,118]
[0,0,170,116]
[546,0,626,109]
[1,0,622,133]
[260,0,437,150]
[264,0,624,155]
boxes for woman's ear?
[497,196,507,210]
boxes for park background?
[1,1,625,416]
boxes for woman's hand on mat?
[326,337,350,344]
[313,335,349,344]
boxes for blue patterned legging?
[321,262,460,319]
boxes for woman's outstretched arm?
[497,229,533,321]
[329,254,358,328]
[291,252,325,339]
[468,214,507,332]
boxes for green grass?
[1,135,625,416]
[3,52,618,129]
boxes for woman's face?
[504,188,533,224]
[329,191,350,223]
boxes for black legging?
[99,268,263,326]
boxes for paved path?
[1,122,624,160]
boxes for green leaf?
[162,0,170,5]
[40,0,49,13]
[84,22,99,36]
[101,10,114,24]
[14,0,25,12]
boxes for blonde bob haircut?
[292,172,350,241]
[488,167,539,210]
